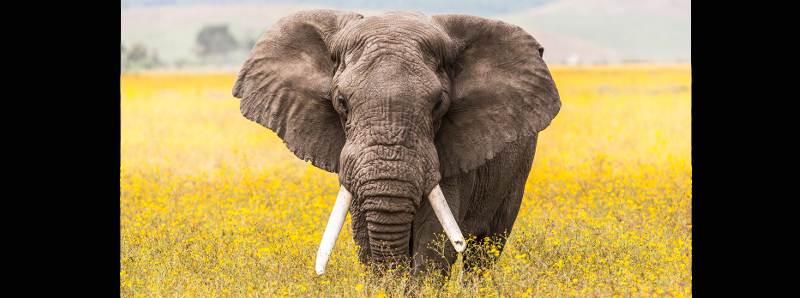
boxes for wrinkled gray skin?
[233,10,560,275]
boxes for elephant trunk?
[366,216,412,264]
[361,180,418,265]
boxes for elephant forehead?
[332,13,454,59]
[355,13,433,35]
[334,49,442,100]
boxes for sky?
[121,0,690,67]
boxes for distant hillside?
[122,3,335,70]
[121,0,690,70]
[121,0,555,16]
[500,0,691,63]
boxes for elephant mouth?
[314,184,464,275]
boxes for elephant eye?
[432,92,450,120]
[338,94,348,114]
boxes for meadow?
[120,65,691,297]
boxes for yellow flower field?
[120,65,691,297]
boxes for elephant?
[232,10,561,277]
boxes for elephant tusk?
[315,185,353,275]
[428,184,466,253]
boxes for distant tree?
[124,43,162,70]
[174,58,189,69]
[147,50,163,68]
[121,43,125,73]
[195,24,238,57]
[243,37,257,51]
[126,43,149,63]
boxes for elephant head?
[232,10,560,274]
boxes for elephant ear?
[233,10,363,173]
[432,14,561,177]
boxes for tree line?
[122,24,256,71]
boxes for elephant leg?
[405,208,457,295]
[461,198,521,273]
[463,190,524,273]
[462,134,537,274]
[412,221,458,274]
[410,178,468,277]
